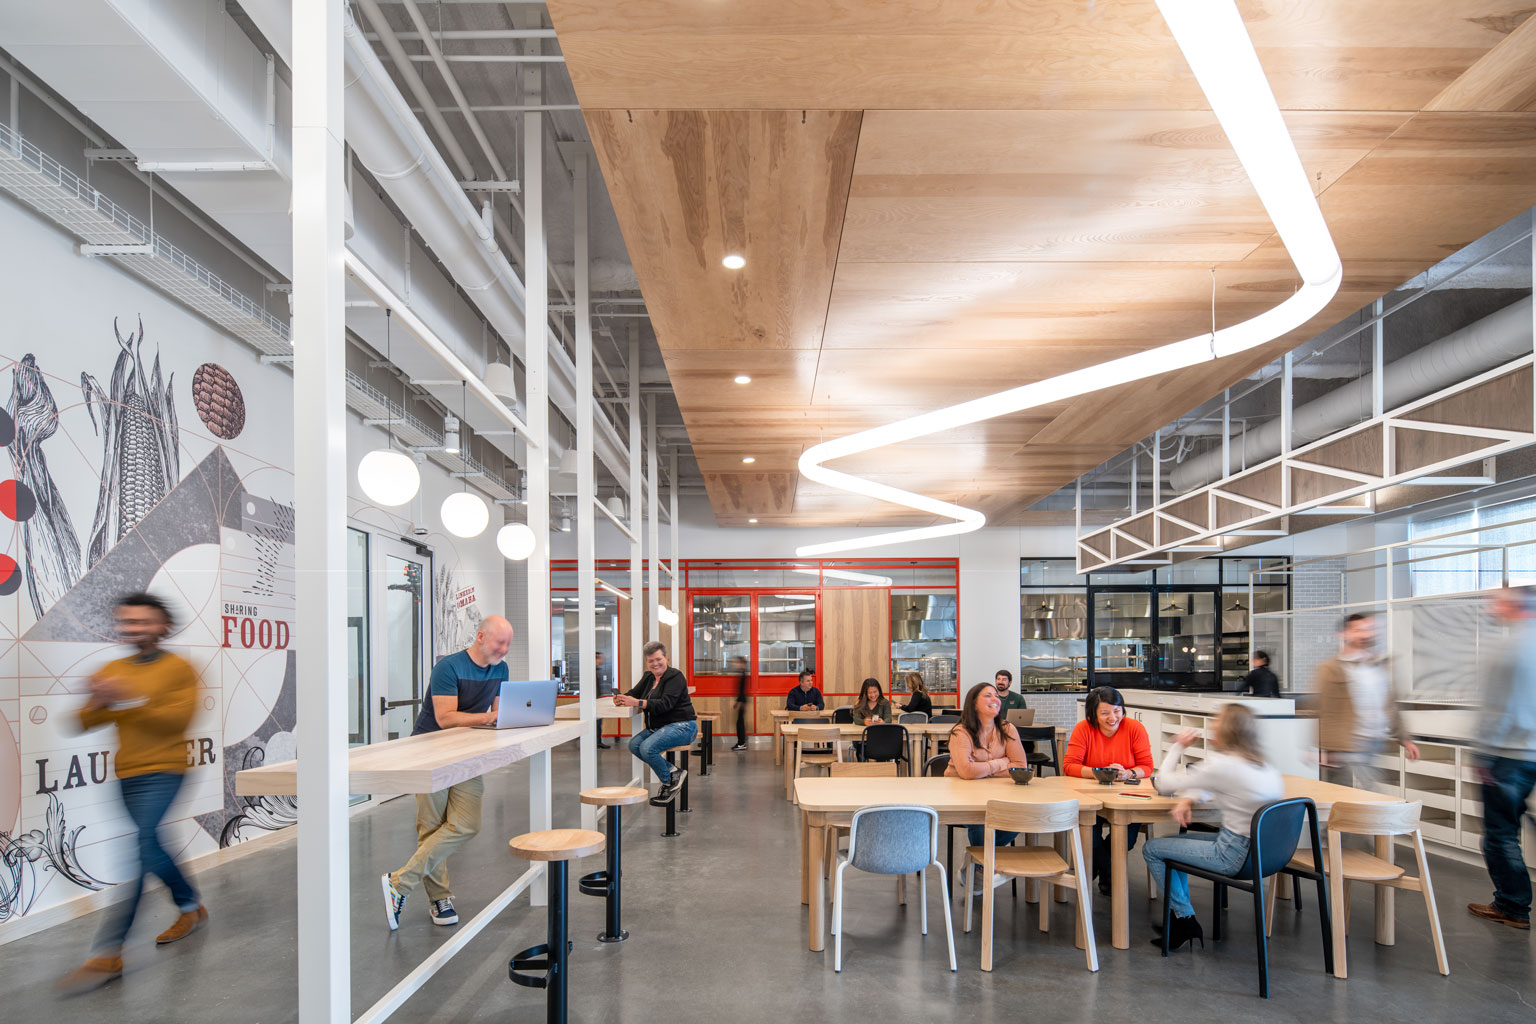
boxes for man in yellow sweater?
[56,593,208,996]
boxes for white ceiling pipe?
[1168,294,1535,492]
[337,8,634,486]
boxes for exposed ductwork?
[1170,295,1535,492]
[237,0,633,486]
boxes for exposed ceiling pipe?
[338,7,633,487]
[1169,295,1534,492]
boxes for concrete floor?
[8,744,1536,1023]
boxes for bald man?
[382,615,513,931]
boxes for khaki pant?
[390,776,484,900]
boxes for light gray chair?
[832,804,957,973]
[898,712,929,724]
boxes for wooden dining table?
[770,707,833,765]
[794,775,1102,952]
[794,772,1399,953]
[780,720,957,798]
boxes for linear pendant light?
[795,0,1342,557]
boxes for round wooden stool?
[658,743,693,837]
[508,828,605,1024]
[577,787,646,942]
[694,713,720,775]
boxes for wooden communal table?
[794,771,1399,954]
[795,775,1103,952]
[235,719,585,796]
[1055,773,1399,950]
[780,722,1068,799]
[780,721,956,798]
[770,707,833,765]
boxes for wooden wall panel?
[819,588,890,698]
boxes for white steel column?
[669,449,679,650]
[628,323,642,689]
[647,399,660,640]
[292,2,348,1020]
[522,71,551,903]
[573,147,597,829]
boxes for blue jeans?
[1141,827,1250,919]
[95,772,200,954]
[967,825,1020,848]
[1480,754,1536,921]
[630,720,699,780]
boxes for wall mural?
[435,564,482,658]
[0,312,296,925]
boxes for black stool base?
[578,869,610,898]
[509,943,554,989]
[596,929,629,943]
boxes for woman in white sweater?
[1141,704,1283,950]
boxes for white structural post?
[573,146,597,829]
[628,323,642,690]
[669,449,679,648]
[522,64,551,905]
[292,2,348,1020]
[647,399,660,640]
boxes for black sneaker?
[430,898,458,926]
[731,743,747,752]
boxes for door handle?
[379,697,424,716]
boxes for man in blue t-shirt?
[382,615,512,932]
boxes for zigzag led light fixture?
[795,0,1343,557]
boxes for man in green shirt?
[995,669,1028,713]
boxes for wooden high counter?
[235,720,585,796]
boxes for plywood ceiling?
[547,0,1536,527]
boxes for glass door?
[756,593,817,691]
[370,536,431,743]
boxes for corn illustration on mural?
[80,317,180,568]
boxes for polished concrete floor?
[8,743,1536,1023]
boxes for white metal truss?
[0,122,290,354]
[1077,356,1536,571]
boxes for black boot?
[1149,914,1204,950]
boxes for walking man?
[731,655,750,751]
[615,640,697,805]
[1238,650,1280,698]
[1469,587,1536,930]
[1314,612,1419,791]
[594,650,614,749]
[381,615,513,930]
[56,593,207,995]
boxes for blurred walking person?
[1313,613,1418,791]
[1469,587,1536,930]
[56,593,206,996]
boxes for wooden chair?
[960,798,1096,973]
[791,725,844,804]
[1269,800,1447,979]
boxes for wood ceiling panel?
[585,108,860,352]
[549,1,1524,111]
[552,0,1536,527]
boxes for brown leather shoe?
[156,905,209,944]
[1468,902,1531,930]
[54,956,123,996]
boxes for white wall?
[0,186,504,933]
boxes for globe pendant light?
[442,491,489,538]
[497,522,536,560]
[357,309,420,507]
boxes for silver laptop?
[1006,708,1036,728]
[475,679,558,729]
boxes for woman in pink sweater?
[946,682,1031,847]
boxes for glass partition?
[758,593,817,676]
[692,593,751,676]
[890,591,958,694]
[1018,591,1087,692]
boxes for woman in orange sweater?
[1064,686,1155,894]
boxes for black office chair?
[831,707,854,724]
[860,724,911,775]
[1157,797,1332,999]
[925,754,962,894]
[1014,725,1060,776]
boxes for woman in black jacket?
[615,640,698,804]
[899,672,933,716]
